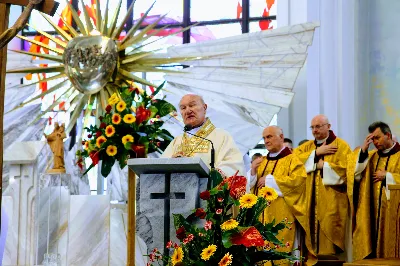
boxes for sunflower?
[116,101,127,112]
[219,253,233,266]
[96,136,107,148]
[171,247,184,265]
[112,114,121,125]
[122,134,134,145]
[106,145,117,156]
[105,125,115,137]
[239,194,258,208]
[108,93,119,105]
[259,187,278,202]
[201,244,217,261]
[220,219,239,231]
[123,114,136,124]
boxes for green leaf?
[101,157,115,177]
[173,214,186,229]
[222,230,236,248]
[124,142,133,150]
[151,81,166,97]
[148,105,158,118]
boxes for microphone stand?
[184,129,215,170]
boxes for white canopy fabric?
[162,22,319,153]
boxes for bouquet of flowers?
[76,83,176,177]
[147,171,298,266]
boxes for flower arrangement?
[147,171,298,266]
[76,82,176,177]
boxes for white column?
[306,0,359,148]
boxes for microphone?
[184,124,215,170]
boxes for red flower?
[230,227,265,247]
[218,197,224,202]
[228,175,247,200]
[100,122,106,129]
[132,144,146,158]
[199,190,210,200]
[88,134,92,138]
[176,226,186,240]
[77,157,83,170]
[89,151,100,166]
[105,105,112,113]
[166,241,173,248]
[204,220,212,231]
[136,106,151,124]
[96,131,102,138]
[195,208,206,219]
[216,209,223,215]
[81,140,85,145]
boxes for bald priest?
[162,94,245,177]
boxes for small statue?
[44,122,67,173]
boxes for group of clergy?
[162,94,400,265]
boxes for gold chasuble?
[347,143,400,261]
[251,147,316,266]
[162,118,245,176]
[293,131,351,258]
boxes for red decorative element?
[195,208,207,219]
[136,106,151,124]
[199,190,210,200]
[266,0,275,10]
[227,175,247,200]
[149,86,155,93]
[237,1,242,19]
[132,144,146,158]
[230,227,265,247]
[259,9,271,30]
[48,116,52,125]
[59,101,65,111]
[89,151,100,165]
[100,122,106,129]
[77,157,84,170]
[105,105,112,113]
[176,226,186,240]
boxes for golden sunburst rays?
[6,0,196,133]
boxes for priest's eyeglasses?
[309,123,328,130]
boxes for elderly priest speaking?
[162,94,244,177]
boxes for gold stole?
[175,118,215,157]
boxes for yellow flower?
[259,187,278,202]
[84,141,89,150]
[106,145,117,156]
[112,114,121,125]
[219,252,233,266]
[171,247,184,265]
[96,136,107,148]
[123,114,136,124]
[239,194,258,208]
[220,219,239,231]
[105,125,115,137]
[122,134,134,145]
[201,244,217,261]
[108,93,119,105]
[116,101,127,112]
